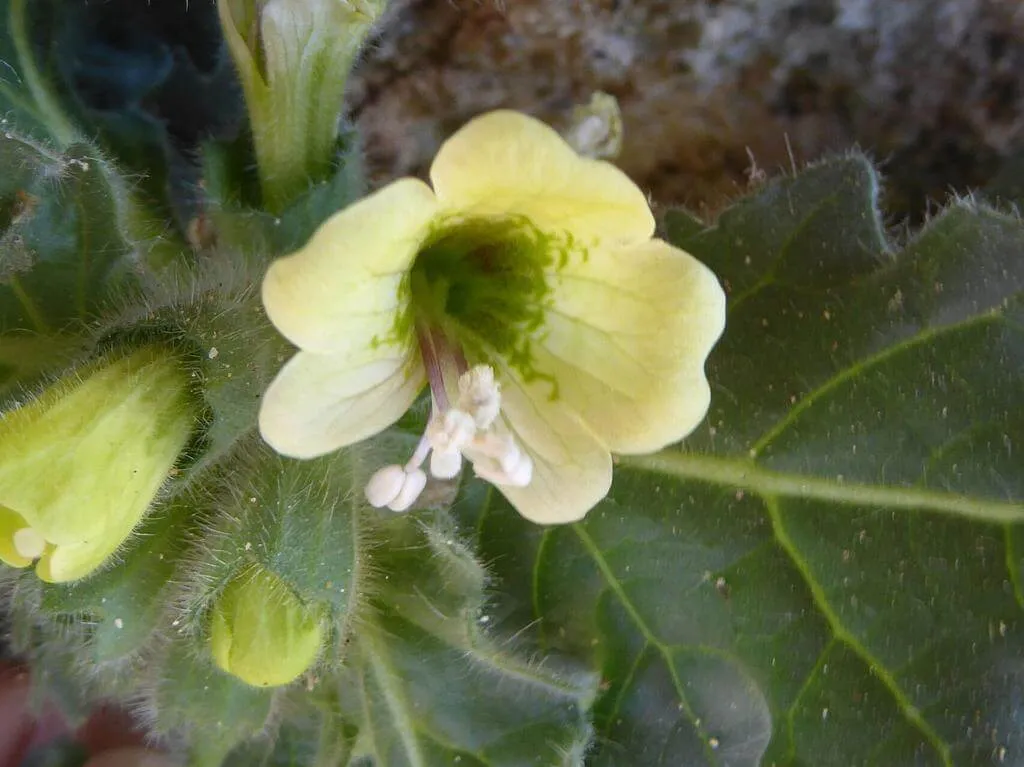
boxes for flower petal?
[259,348,425,459]
[486,371,611,524]
[533,237,726,454]
[262,177,439,355]
[37,538,119,584]
[0,506,32,568]
[429,110,654,244]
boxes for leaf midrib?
[622,452,1024,523]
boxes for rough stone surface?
[348,0,1024,220]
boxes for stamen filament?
[364,351,535,512]
[416,323,450,412]
[405,431,433,472]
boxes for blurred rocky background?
[350,0,1024,222]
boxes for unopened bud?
[210,567,325,687]
[564,92,623,159]
[218,0,388,210]
[0,346,196,582]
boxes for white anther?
[504,452,533,486]
[365,465,408,508]
[499,441,523,475]
[12,527,46,560]
[388,467,427,512]
[469,432,521,474]
[430,448,462,480]
[426,408,476,452]
[471,451,533,488]
[457,365,501,429]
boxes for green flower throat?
[406,216,571,372]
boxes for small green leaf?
[467,155,1024,765]
[0,135,133,331]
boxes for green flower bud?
[210,567,325,687]
[0,347,196,583]
[217,0,388,211]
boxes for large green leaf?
[462,155,1024,766]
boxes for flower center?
[365,217,570,512]
[406,216,562,367]
[364,350,533,512]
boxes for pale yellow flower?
[259,111,726,523]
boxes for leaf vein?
[764,496,953,766]
[751,310,1002,456]
[572,525,720,764]
[623,453,1024,523]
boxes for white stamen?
[504,452,533,486]
[429,448,462,480]
[389,467,427,512]
[469,432,521,474]
[472,450,533,488]
[468,430,533,487]
[405,433,433,472]
[12,527,46,560]
[367,365,531,500]
[457,365,501,429]
[365,465,407,508]
[426,408,476,453]
[365,464,429,512]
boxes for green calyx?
[407,215,572,383]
